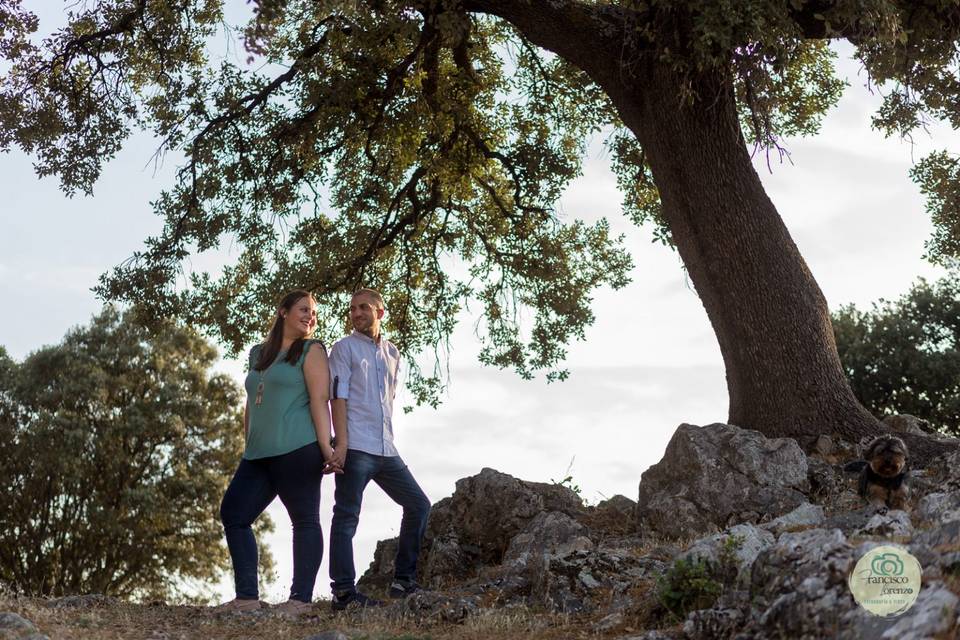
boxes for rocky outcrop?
[434,467,585,561]
[635,423,809,538]
[359,422,959,638]
[359,467,586,589]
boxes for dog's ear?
[863,438,880,460]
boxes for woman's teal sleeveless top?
[243,340,323,460]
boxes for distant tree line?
[0,307,273,601]
[833,273,960,437]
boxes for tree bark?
[621,68,887,436]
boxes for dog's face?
[865,435,908,478]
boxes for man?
[327,288,432,610]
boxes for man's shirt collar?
[351,329,383,345]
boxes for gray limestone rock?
[529,546,663,613]
[679,524,775,588]
[592,611,624,632]
[738,528,859,638]
[806,457,846,498]
[588,495,638,535]
[915,491,960,525]
[684,605,746,640]
[913,519,960,549]
[0,613,47,640]
[357,536,398,591]
[503,510,594,568]
[857,509,913,537]
[920,449,960,494]
[360,467,584,587]
[441,468,584,560]
[404,591,480,623]
[877,581,959,640]
[636,423,809,539]
[617,632,682,640]
[302,632,348,640]
[881,414,931,435]
[760,502,825,535]
[824,507,875,536]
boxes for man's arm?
[330,397,348,469]
[327,341,352,470]
[393,354,400,401]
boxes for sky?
[1,7,955,603]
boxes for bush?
[0,307,273,601]
[656,557,722,622]
[833,274,960,435]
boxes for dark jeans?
[329,449,431,592]
[220,441,324,602]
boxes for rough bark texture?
[616,67,877,439]
[463,0,955,463]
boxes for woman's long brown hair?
[253,290,317,371]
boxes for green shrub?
[656,557,722,622]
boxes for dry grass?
[0,594,642,640]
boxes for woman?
[218,290,338,615]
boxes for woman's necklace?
[254,349,284,405]
[254,365,269,405]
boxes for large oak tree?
[2,0,958,458]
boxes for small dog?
[844,435,911,510]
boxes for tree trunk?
[598,61,881,444]
[463,0,954,463]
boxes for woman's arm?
[243,403,249,442]
[303,343,337,468]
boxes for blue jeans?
[220,442,324,602]
[329,449,431,592]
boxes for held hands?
[326,444,347,474]
[320,443,343,474]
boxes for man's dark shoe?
[388,579,421,599]
[331,590,383,611]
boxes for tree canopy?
[3,0,960,448]
[0,307,273,600]
[834,274,960,437]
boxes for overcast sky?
[1,9,954,603]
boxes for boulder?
[361,467,584,586]
[357,537,399,591]
[437,467,584,562]
[585,495,637,536]
[636,424,809,538]
[882,414,931,435]
[0,613,47,640]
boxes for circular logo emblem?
[848,544,922,617]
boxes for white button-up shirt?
[328,331,401,457]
